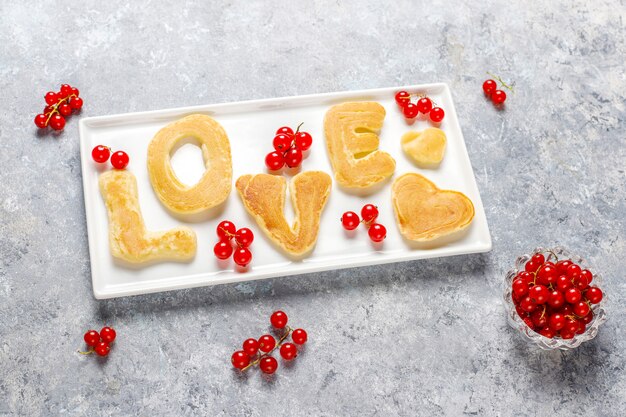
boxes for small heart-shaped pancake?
[392,173,474,242]
[401,127,446,168]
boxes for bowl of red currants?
[504,246,606,350]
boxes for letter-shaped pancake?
[99,170,197,263]
[147,114,232,214]
[401,127,447,168]
[324,102,395,188]
[392,173,474,242]
[236,171,331,257]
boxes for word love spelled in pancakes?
[236,171,332,257]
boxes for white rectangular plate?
[79,83,491,299]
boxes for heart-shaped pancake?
[401,127,446,168]
[392,173,474,242]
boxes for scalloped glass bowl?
[503,246,607,350]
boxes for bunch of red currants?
[341,204,386,242]
[81,326,117,357]
[394,92,445,123]
[213,220,254,267]
[91,145,129,169]
[34,84,83,131]
[265,124,313,171]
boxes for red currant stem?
[77,348,94,355]
[294,122,304,135]
[241,326,293,372]
[44,94,78,124]
[544,249,559,263]
[409,93,439,108]
[219,227,236,239]
[486,72,515,94]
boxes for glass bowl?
[503,246,607,350]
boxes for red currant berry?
[276,126,294,136]
[368,223,386,242]
[259,356,278,374]
[284,148,303,168]
[512,277,529,297]
[258,334,276,352]
[538,326,556,339]
[59,103,72,116]
[573,273,590,291]
[530,310,548,329]
[523,316,535,330]
[217,220,236,240]
[585,287,603,304]
[529,284,550,304]
[525,260,541,273]
[294,132,313,151]
[231,350,250,369]
[491,90,507,104]
[416,97,433,114]
[91,145,111,163]
[429,107,445,123]
[531,253,545,265]
[581,311,594,325]
[70,97,83,111]
[242,338,259,357]
[94,341,110,357]
[100,326,116,343]
[292,328,308,345]
[549,313,566,331]
[537,265,558,286]
[560,330,575,340]
[563,317,579,334]
[395,91,411,107]
[110,151,129,169]
[49,114,65,131]
[576,321,586,335]
[547,290,565,309]
[213,241,233,260]
[360,204,379,223]
[515,304,527,318]
[556,275,573,292]
[341,211,360,231]
[482,79,497,96]
[402,102,419,119]
[561,305,573,316]
[71,87,79,96]
[265,151,285,171]
[60,84,73,98]
[566,264,582,279]
[273,134,292,152]
[573,301,590,318]
[520,296,537,313]
[34,114,48,128]
[279,343,298,360]
[83,330,100,347]
[556,259,573,274]
[233,248,252,267]
[270,311,288,329]
[234,228,254,248]
[564,287,582,304]
[45,91,59,105]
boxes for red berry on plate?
[292,328,308,345]
[284,148,303,168]
[110,151,129,169]
[538,326,556,339]
[368,223,386,242]
[270,311,288,329]
[341,211,360,231]
[566,264,581,279]
[49,114,65,131]
[395,91,411,107]
[70,97,83,111]
[231,350,250,369]
[491,90,507,104]
[556,275,572,292]
[547,290,565,309]
[294,131,313,151]
[512,277,529,298]
[549,313,566,330]
[100,326,116,343]
[275,126,294,136]
[60,84,73,98]
[217,220,236,240]
[259,356,278,374]
[529,284,550,304]
[564,287,582,304]
[45,91,58,105]
[573,301,590,318]
[585,286,603,304]
[273,134,292,152]
[429,107,445,123]
[213,241,233,260]
[279,342,298,360]
[361,204,379,223]
[234,228,254,248]
[242,338,259,357]
[83,330,100,347]
[258,334,276,352]
[233,248,252,267]
[265,151,285,171]
[34,114,48,128]
[520,296,537,313]
[531,253,545,265]
[402,102,419,119]
[94,341,110,357]
[482,79,497,96]
[59,103,72,116]
[91,145,110,163]
[416,97,433,114]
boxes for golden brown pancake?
[401,127,447,168]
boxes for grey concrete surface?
[1,0,625,416]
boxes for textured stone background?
[1,0,625,416]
